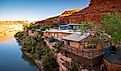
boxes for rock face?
[60,9,81,17]
[0,21,29,38]
[35,0,121,26]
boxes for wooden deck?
[61,45,103,59]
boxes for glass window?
[67,41,70,45]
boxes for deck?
[61,45,103,59]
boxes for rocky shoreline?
[22,50,43,71]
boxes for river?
[0,35,39,71]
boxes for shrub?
[42,52,59,71]
[39,25,50,31]
[69,58,80,71]
[48,37,55,43]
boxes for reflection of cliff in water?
[21,54,37,67]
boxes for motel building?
[42,24,121,71]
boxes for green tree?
[14,32,24,39]
[27,23,40,30]
[69,57,80,71]
[79,21,94,33]
[42,50,59,71]
[102,12,121,49]
[39,25,50,31]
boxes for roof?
[104,48,121,65]
[60,24,80,26]
[62,33,90,42]
[44,29,80,34]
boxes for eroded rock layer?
[35,0,121,26]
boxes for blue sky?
[0,0,90,21]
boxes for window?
[67,41,70,45]
[54,33,57,37]
[71,25,80,30]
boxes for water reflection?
[0,35,39,71]
[21,54,36,67]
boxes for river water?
[0,36,39,71]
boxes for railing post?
[91,50,93,58]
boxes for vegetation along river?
[0,24,39,71]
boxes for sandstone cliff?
[0,21,30,38]
[35,0,121,26]
[60,9,80,17]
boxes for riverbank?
[15,30,59,71]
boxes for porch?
[61,45,103,59]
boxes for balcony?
[61,45,103,59]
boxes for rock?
[35,0,121,26]
[60,9,81,17]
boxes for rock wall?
[60,9,81,17]
[35,0,121,26]
[0,21,29,38]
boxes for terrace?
[43,24,81,40]
[103,47,121,71]
[62,33,103,59]
[61,45,103,59]
[42,24,104,70]
[104,47,121,65]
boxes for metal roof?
[62,33,90,42]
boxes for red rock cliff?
[35,0,121,26]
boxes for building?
[43,24,80,40]
[61,33,104,70]
[59,24,80,30]
[43,24,104,70]
[42,24,121,71]
[103,47,121,71]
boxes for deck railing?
[61,45,103,59]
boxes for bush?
[14,32,24,42]
[69,58,80,71]
[102,12,121,47]
[15,25,59,71]
[48,37,55,43]
[31,54,37,60]
[42,52,59,71]
[39,25,50,31]
[53,42,63,50]
[79,21,93,32]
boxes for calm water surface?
[0,36,39,71]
